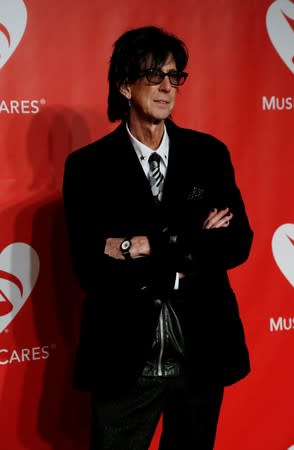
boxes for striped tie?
[148,152,164,202]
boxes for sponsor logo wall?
[0,1,293,449]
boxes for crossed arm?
[104,207,233,260]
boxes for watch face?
[121,239,131,252]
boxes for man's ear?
[119,83,131,100]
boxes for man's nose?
[159,75,172,91]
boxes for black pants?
[89,375,224,450]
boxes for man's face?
[127,55,178,125]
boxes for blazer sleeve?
[167,141,253,273]
[62,150,106,292]
[62,148,152,294]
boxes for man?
[63,26,253,450]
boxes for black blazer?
[63,119,253,394]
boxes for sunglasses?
[139,68,188,86]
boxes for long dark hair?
[107,26,189,122]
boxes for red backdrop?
[1,1,294,449]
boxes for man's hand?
[104,236,151,259]
[202,207,233,229]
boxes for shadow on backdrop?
[7,106,108,450]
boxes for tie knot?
[148,152,161,169]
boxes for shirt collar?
[126,123,169,167]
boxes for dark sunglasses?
[139,68,188,86]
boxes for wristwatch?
[120,238,132,259]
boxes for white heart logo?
[0,0,27,69]
[0,243,40,333]
[272,223,294,287]
[266,0,294,74]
